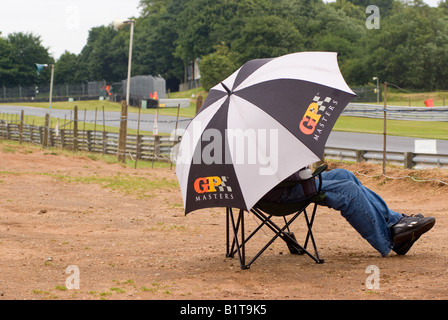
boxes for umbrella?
[176,51,356,214]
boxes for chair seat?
[254,192,326,217]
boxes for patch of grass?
[2,147,15,153]
[334,116,448,140]
[55,285,67,291]
[58,174,178,195]
[99,291,113,297]
[385,88,448,107]
[32,289,57,299]
[1,164,178,196]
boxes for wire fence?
[0,82,116,103]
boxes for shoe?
[390,213,435,249]
[392,214,423,255]
[393,236,420,255]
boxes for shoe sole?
[393,235,421,255]
[392,218,436,244]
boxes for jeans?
[279,168,403,256]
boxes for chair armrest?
[312,164,328,177]
[312,164,328,192]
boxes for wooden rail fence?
[0,120,175,162]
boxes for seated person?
[262,167,436,256]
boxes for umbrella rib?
[221,82,232,95]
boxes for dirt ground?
[0,143,447,301]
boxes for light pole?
[35,63,55,148]
[373,76,379,104]
[114,18,135,162]
[114,18,135,107]
[35,63,55,110]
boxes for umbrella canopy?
[176,51,356,214]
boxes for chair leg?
[226,206,324,269]
[302,205,325,264]
[226,208,250,269]
[253,207,324,264]
[283,231,305,255]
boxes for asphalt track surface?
[1,104,447,154]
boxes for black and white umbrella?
[176,52,356,214]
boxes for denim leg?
[281,169,402,256]
[320,169,402,256]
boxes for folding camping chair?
[226,164,328,270]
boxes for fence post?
[87,130,92,152]
[73,106,78,151]
[102,131,107,155]
[29,125,34,143]
[39,126,44,144]
[155,135,161,157]
[136,134,143,160]
[43,113,50,148]
[196,95,203,114]
[60,129,66,149]
[49,124,55,147]
[117,100,128,163]
[102,105,106,155]
[6,123,11,140]
[19,110,24,145]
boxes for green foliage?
[0,32,53,86]
[199,43,239,91]
[2,0,448,91]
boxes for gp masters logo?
[299,95,337,141]
[194,176,234,202]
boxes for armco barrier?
[324,147,448,169]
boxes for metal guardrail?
[324,146,448,169]
[343,103,448,121]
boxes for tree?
[199,43,239,91]
[0,36,17,86]
[231,15,304,64]
[134,1,184,91]
[358,2,448,90]
[55,51,80,84]
[6,32,53,86]
[36,0,448,92]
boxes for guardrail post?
[356,150,365,163]
[404,152,414,169]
